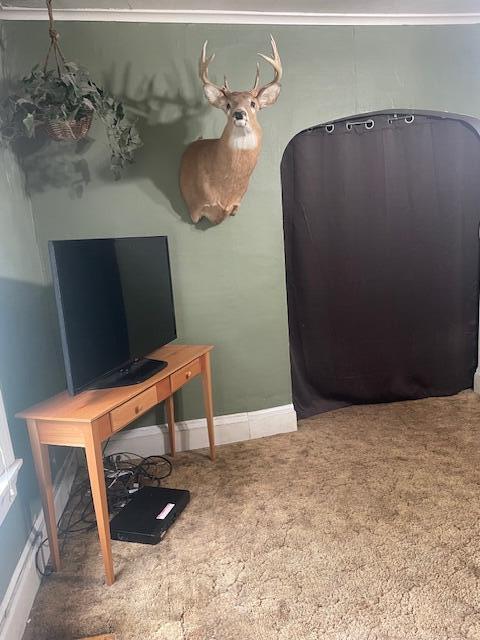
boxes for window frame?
[0,387,23,526]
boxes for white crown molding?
[2,7,480,24]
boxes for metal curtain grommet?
[325,123,335,134]
[405,114,415,124]
[365,119,375,130]
[346,122,352,131]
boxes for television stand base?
[89,358,168,390]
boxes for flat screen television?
[49,236,177,395]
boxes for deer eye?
[226,103,231,110]
[250,101,256,109]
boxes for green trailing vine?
[0,0,142,179]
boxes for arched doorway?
[281,111,480,419]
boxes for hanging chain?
[43,0,66,76]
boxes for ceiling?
[2,0,480,23]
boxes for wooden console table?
[17,344,215,586]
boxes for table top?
[16,344,213,423]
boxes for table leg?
[201,352,216,461]
[27,419,61,571]
[165,395,176,456]
[84,423,115,586]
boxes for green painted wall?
[2,19,480,603]
[5,21,480,424]
[0,24,68,603]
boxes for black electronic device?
[109,486,190,545]
[49,236,177,395]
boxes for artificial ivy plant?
[1,0,141,179]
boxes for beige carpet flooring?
[23,392,480,640]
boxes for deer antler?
[253,35,282,95]
[251,62,261,93]
[199,41,229,93]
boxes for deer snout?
[233,110,247,120]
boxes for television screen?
[49,236,176,395]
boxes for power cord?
[35,449,172,577]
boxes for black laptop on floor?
[110,486,190,545]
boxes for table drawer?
[171,358,201,392]
[156,377,171,403]
[110,386,158,432]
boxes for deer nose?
[233,110,246,120]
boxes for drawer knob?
[186,370,192,379]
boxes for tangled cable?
[35,451,172,577]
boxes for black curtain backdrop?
[281,112,480,419]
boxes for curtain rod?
[319,114,416,134]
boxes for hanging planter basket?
[41,0,94,141]
[45,110,93,141]
[0,0,142,178]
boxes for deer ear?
[203,85,228,109]
[256,83,281,109]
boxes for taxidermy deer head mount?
[180,35,282,224]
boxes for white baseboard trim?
[0,450,78,640]
[105,403,297,457]
[474,370,480,395]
